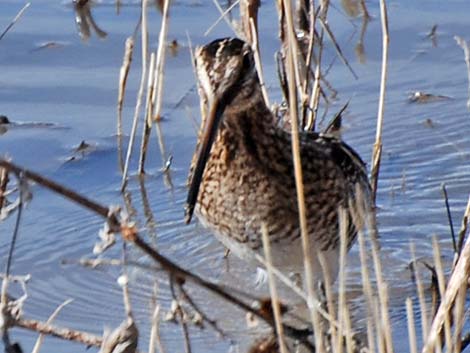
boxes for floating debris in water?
[168,39,179,56]
[65,140,97,162]
[423,118,436,128]
[74,140,92,153]
[0,117,68,135]
[408,91,452,103]
[31,41,67,51]
[424,24,438,47]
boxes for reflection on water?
[340,0,370,64]
[73,0,107,41]
[426,24,438,48]
[1,0,470,352]
[0,115,10,135]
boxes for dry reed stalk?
[370,0,389,203]
[138,176,158,242]
[431,237,453,351]
[452,283,466,352]
[318,16,357,80]
[117,37,134,172]
[306,29,324,131]
[119,228,137,351]
[355,14,369,65]
[422,231,470,353]
[411,250,430,342]
[120,275,133,319]
[343,305,354,353]
[186,31,208,138]
[152,0,170,122]
[435,336,442,353]
[253,252,308,301]
[301,1,318,127]
[0,167,8,211]
[0,2,30,42]
[303,0,317,72]
[31,299,73,353]
[406,298,418,353]
[16,318,103,347]
[210,0,239,36]
[178,283,227,339]
[281,1,325,351]
[240,0,260,44]
[336,207,349,353]
[366,320,376,353]
[255,250,356,347]
[274,0,285,45]
[168,282,192,353]
[250,18,270,107]
[373,296,387,353]
[186,32,209,190]
[129,234,311,342]
[204,0,240,36]
[0,159,312,343]
[372,253,393,353]
[363,183,393,353]
[357,231,373,298]
[359,0,370,20]
[65,258,158,271]
[155,124,173,189]
[2,173,28,306]
[441,184,457,252]
[261,223,287,353]
[357,228,378,352]
[456,195,470,261]
[318,252,339,351]
[281,1,308,105]
[121,0,150,189]
[454,36,470,110]
[180,314,192,353]
[352,200,377,353]
[295,0,318,87]
[138,51,157,173]
[149,304,166,353]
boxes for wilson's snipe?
[185,38,372,284]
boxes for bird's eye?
[242,53,253,71]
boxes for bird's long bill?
[185,97,225,224]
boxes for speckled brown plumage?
[186,38,372,281]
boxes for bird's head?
[185,38,260,223]
[195,37,259,111]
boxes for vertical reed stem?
[432,237,453,352]
[121,0,149,189]
[406,298,418,353]
[423,233,470,352]
[261,224,287,353]
[117,37,134,172]
[370,0,389,202]
[138,52,157,174]
[281,1,324,352]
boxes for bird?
[185,37,373,286]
